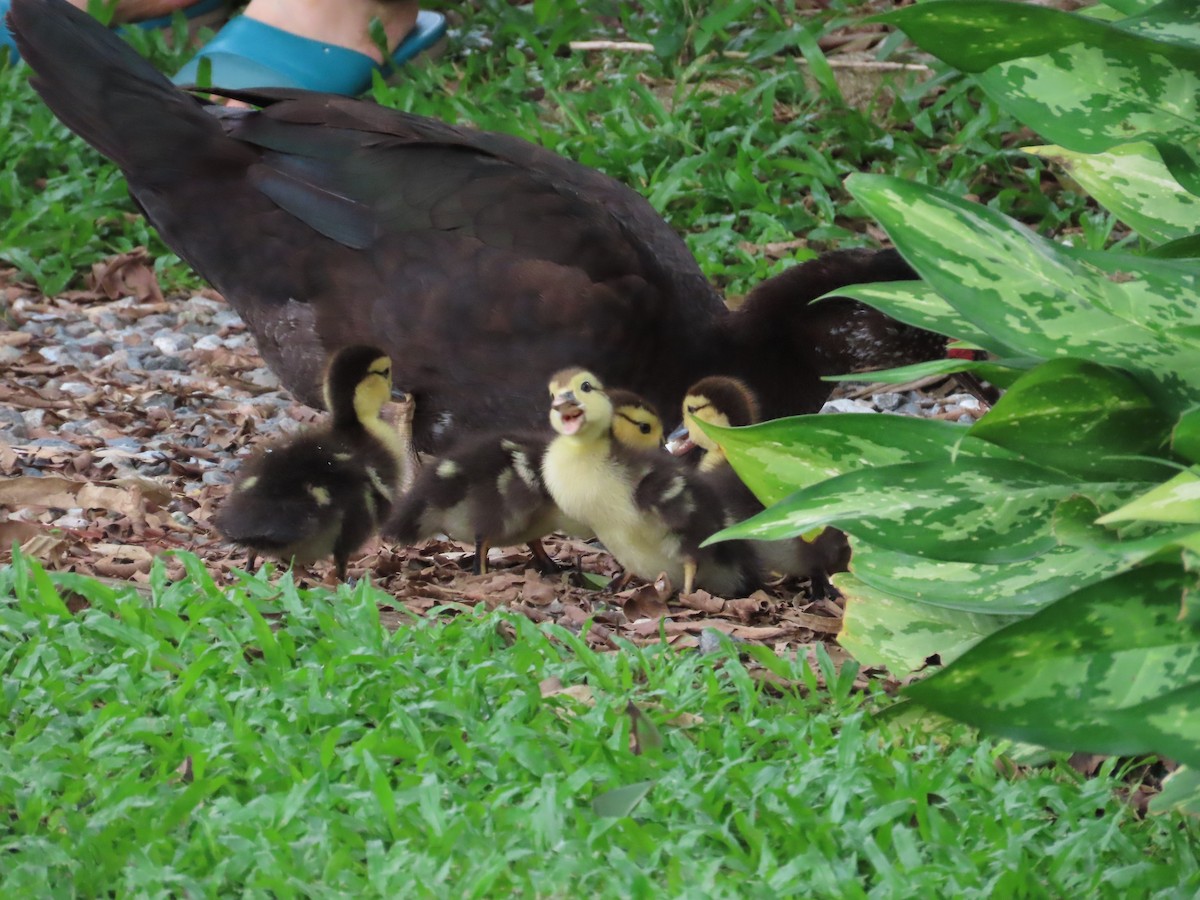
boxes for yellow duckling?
[673,375,850,597]
[384,391,664,575]
[543,368,760,596]
[215,345,404,582]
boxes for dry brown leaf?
[88,248,165,304]
[621,576,672,621]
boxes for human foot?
[66,0,198,24]
[240,0,418,62]
[171,0,443,95]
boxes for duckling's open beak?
[552,392,585,435]
[666,422,696,456]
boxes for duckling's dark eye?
[686,406,697,414]
[638,422,651,434]
[581,381,593,393]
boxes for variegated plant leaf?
[822,357,1032,389]
[1025,142,1200,244]
[877,3,1200,193]
[706,458,1140,564]
[1172,406,1200,462]
[1148,765,1200,817]
[1117,0,1200,50]
[1148,234,1200,259]
[873,0,1200,74]
[698,414,1015,506]
[848,174,1200,413]
[818,280,1010,353]
[1097,467,1200,525]
[1100,0,1170,18]
[848,540,1141,616]
[968,357,1174,481]
[907,563,1200,768]
[836,572,1021,676]
[1072,247,1200,347]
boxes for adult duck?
[9,0,939,454]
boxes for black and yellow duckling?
[672,376,850,598]
[215,345,404,582]
[384,391,665,575]
[12,0,943,457]
[543,369,760,596]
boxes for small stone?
[153,334,192,355]
[106,437,143,452]
[57,382,93,397]
[872,392,904,411]
[29,438,78,451]
[37,346,70,365]
[821,398,877,415]
[0,407,27,437]
[202,470,233,486]
[243,367,280,389]
[0,345,23,365]
[957,395,982,411]
[22,409,46,429]
[193,334,223,351]
[957,413,975,424]
[144,356,189,372]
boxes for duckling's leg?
[526,539,562,575]
[810,569,840,601]
[246,550,258,573]
[604,571,635,593]
[473,535,490,576]
[333,553,349,584]
[682,558,698,595]
[390,391,421,493]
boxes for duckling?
[673,376,851,598]
[384,391,665,575]
[215,345,404,582]
[543,369,760,596]
[13,0,943,456]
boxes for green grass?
[1,0,1094,297]
[3,4,1190,894]
[1,553,1196,897]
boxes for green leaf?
[907,564,1200,768]
[968,358,1173,481]
[848,174,1200,414]
[703,414,1014,506]
[1148,233,1200,259]
[1172,407,1200,462]
[708,458,1137,565]
[873,2,1141,72]
[879,2,1200,191]
[1149,765,1200,817]
[592,780,655,818]
[1025,142,1200,244]
[710,458,1142,564]
[1097,468,1200,525]
[822,356,1033,389]
[836,573,1021,676]
[819,280,1011,354]
[849,540,1142,616]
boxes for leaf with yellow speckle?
[907,564,1200,768]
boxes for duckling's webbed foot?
[809,569,840,601]
[526,539,562,575]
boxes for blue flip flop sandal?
[171,9,446,95]
[1,0,230,63]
